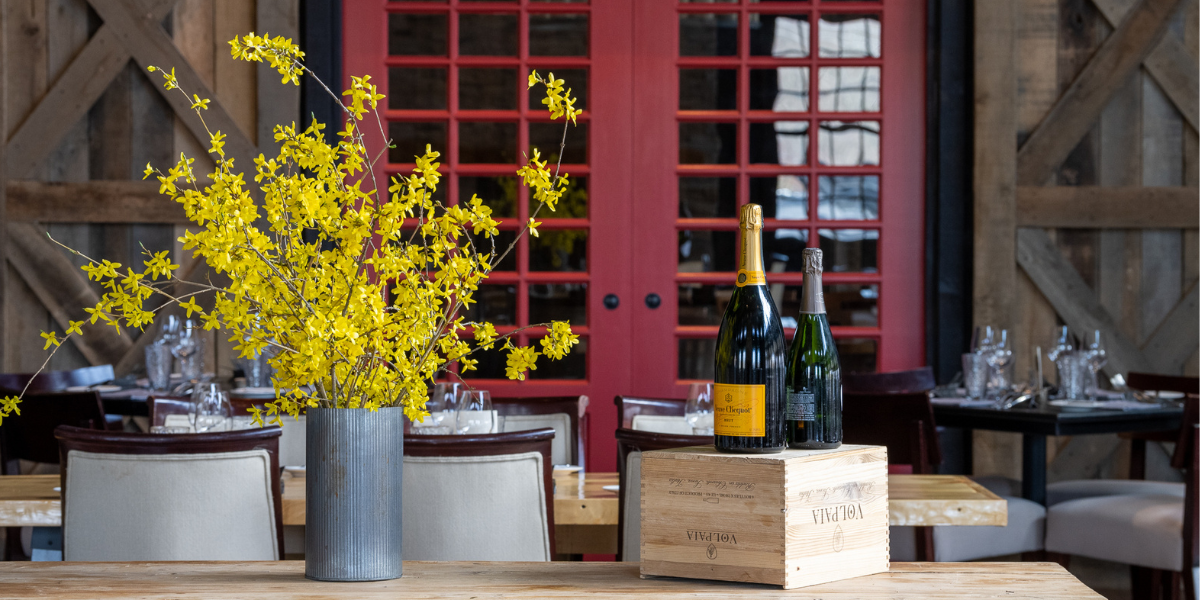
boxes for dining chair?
[228,398,306,467]
[1122,373,1199,480]
[54,425,285,561]
[402,428,556,561]
[843,367,936,395]
[0,365,115,394]
[614,427,712,562]
[613,395,686,429]
[493,395,588,469]
[843,387,1046,563]
[0,390,113,560]
[1045,397,1198,600]
[148,396,193,428]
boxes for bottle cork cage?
[639,445,889,589]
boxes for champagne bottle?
[713,204,787,454]
[786,248,842,449]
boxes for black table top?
[933,402,1184,436]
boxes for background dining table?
[932,400,1184,504]
[0,471,1006,559]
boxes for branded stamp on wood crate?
[639,445,890,589]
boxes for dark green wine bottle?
[786,248,842,449]
[713,203,787,454]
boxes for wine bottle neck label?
[736,269,766,287]
[713,383,765,437]
[737,204,766,287]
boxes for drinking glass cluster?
[1047,326,1107,400]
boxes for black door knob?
[645,293,661,309]
[603,294,620,310]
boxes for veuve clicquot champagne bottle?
[786,248,842,449]
[713,203,787,454]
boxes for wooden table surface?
[0,473,1004,528]
[0,561,1102,598]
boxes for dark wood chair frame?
[492,395,589,470]
[0,365,115,395]
[405,428,558,557]
[613,395,686,430]
[842,389,942,562]
[53,425,286,560]
[843,367,937,395]
[1122,373,1199,480]
[148,396,194,427]
[613,427,712,562]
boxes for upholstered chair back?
[614,428,712,561]
[631,414,693,435]
[494,396,588,468]
[403,429,556,561]
[55,426,284,561]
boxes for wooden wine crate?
[639,445,890,589]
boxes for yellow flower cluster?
[528,71,581,124]
[0,38,583,427]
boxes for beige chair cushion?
[890,496,1045,561]
[1046,493,1184,571]
[1046,479,1184,506]
[278,416,306,467]
[622,451,642,561]
[402,452,549,561]
[501,413,572,466]
[631,415,692,435]
[63,449,279,561]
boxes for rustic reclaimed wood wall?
[1,0,298,378]
[974,0,1199,480]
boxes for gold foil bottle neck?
[739,203,764,230]
[803,248,823,275]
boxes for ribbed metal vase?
[305,407,404,582]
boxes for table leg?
[30,527,62,561]
[1021,434,1047,505]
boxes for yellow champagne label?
[736,269,766,287]
[713,383,766,437]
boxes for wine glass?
[976,326,997,355]
[192,383,231,432]
[172,321,203,382]
[419,383,461,433]
[1083,330,1107,400]
[985,329,1014,400]
[1048,326,1075,396]
[1047,326,1073,362]
[685,383,714,435]
[455,390,495,434]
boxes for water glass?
[236,345,276,388]
[173,321,204,381]
[420,383,461,430]
[962,353,988,400]
[144,344,173,391]
[1054,353,1088,400]
[193,384,231,432]
[455,390,495,434]
[685,382,714,435]
[1083,330,1108,400]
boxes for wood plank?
[4,0,176,180]
[0,0,7,370]
[1014,186,1199,227]
[1017,0,1182,185]
[87,0,258,175]
[5,223,135,366]
[0,561,1106,598]
[255,0,301,158]
[5,180,187,223]
[888,475,1007,527]
[1091,0,1200,129]
[973,0,1019,331]
[1140,280,1200,371]
[215,0,258,144]
[1016,228,1152,375]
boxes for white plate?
[66,385,122,393]
[602,485,620,492]
[1150,390,1186,400]
[553,465,582,473]
[1050,399,1111,411]
[283,466,306,475]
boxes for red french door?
[344,0,634,470]
[630,0,926,400]
[343,0,922,471]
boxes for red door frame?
[630,0,927,400]
[343,0,634,471]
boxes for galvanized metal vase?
[305,407,404,581]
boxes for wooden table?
[0,473,1004,556]
[933,401,1183,504]
[0,561,1103,598]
